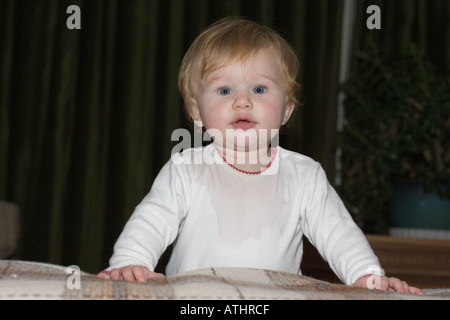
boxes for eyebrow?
[255,73,277,84]
[206,74,224,84]
[205,73,277,86]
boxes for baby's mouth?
[232,119,256,130]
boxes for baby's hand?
[351,274,424,295]
[97,265,165,282]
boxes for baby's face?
[192,48,295,152]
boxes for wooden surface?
[301,234,450,289]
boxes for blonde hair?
[178,17,300,120]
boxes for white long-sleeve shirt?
[107,144,384,285]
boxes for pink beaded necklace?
[215,147,278,175]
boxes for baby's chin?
[204,126,279,150]
[214,140,272,154]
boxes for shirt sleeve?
[300,162,385,285]
[106,157,191,272]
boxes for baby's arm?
[97,265,165,282]
[351,274,424,295]
[301,163,423,295]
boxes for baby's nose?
[232,95,253,110]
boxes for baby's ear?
[282,99,296,125]
[188,98,203,127]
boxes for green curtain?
[1,0,448,273]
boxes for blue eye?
[253,86,266,94]
[219,87,232,95]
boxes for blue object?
[389,182,450,230]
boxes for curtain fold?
[2,0,448,273]
[0,1,15,199]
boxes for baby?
[98,17,422,295]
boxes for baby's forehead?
[203,47,281,79]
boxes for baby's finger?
[378,276,390,291]
[410,286,425,295]
[132,266,147,282]
[389,278,407,293]
[398,281,409,294]
[110,268,122,280]
[121,267,137,281]
[96,271,111,279]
